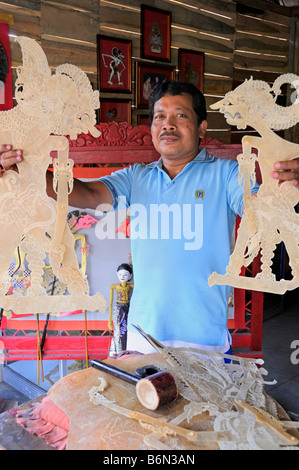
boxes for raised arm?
[46,170,113,210]
[0,144,113,210]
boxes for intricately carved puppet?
[209,75,299,294]
[0,37,106,315]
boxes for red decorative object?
[99,99,132,124]
[0,319,111,361]
[137,115,150,126]
[135,61,176,109]
[0,22,13,111]
[141,5,172,62]
[97,35,132,93]
[116,217,131,238]
[179,48,205,92]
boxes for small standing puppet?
[108,263,133,357]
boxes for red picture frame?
[137,115,150,126]
[135,61,176,109]
[141,5,171,62]
[99,99,132,124]
[178,49,205,92]
[97,35,132,93]
[0,22,13,111]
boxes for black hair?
[117,263,133,275]
[149,81,207,126]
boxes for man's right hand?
[0,145,23,176]
[0,143,113,211]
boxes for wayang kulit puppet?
[209,74,299,294]
[0,37,106,315]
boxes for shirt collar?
[147,148,215,169]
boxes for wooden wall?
[0,0,298,144]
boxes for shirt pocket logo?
[195,189,205,200]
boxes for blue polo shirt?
[100,149,253,350]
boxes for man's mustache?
[159,132,180,138]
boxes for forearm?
[46,169,113,210]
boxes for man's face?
[150,93,207,162]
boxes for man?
[1,81,299,354]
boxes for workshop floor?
[0,289,299,417]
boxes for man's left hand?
[271,157,299,188]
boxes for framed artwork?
[97,35,132,92]
[137,115,150,126]
[99,99,132,124]
[141,5,171,62]
[135,61,176,109]
[178,49,205,92]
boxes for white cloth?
[127,330,230,355]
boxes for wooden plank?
[171,31,234,58]
[5,318,110,330]
[204,76,233,94]
[100,0,141,12]
[40,38,97,72]
[43,0,100,15]
[0,0,41,12]
[236,12,290,39]
[204,54,234,78]
[167,9,235,40]
[100,0,235,56]
[166,0,237,18]
[235,34,289,57]
[41,3,100,44]
[158,0,236,27]
[102,0,236,21]
[1,336,111,350]
[100,5,139,31]
[8,10,40,40]
[234,52,289,74]
[233,68,282,84]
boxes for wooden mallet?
[91,359,178,411]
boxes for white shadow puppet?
[102,47,125,86]
[208,74,299,294]
[0,37,106,315]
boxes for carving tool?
[91,359,178,410]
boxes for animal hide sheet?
[48,351,299,450]
[0,37,106,315]
[209,74,299,294]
